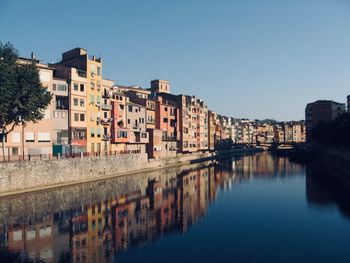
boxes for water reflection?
[306,162,350,220]
[0,153,349,262]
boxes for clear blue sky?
[1,0,350,121]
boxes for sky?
[1,0,350,121]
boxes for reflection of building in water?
[5,215,69,263]
[306,163,350,220]
[1,156,299,262]
[231,153,304,179]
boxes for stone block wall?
[0,152,213,195]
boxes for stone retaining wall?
[0,152,214,195]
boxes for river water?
[0,153,350,263]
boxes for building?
[125,99,149,154]
[100,79,114,152]
[305,100,346,141]
[0,56,56,160]
[51,77,69,155]
[52,63,88,154]
[195,99,209,151]
[110,86,129,152]
[347,95,350,112]
[57,48,104,154]
[208,111,217,151]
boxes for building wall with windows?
[0,59,55,159]
[125,100,148,153]
[305,100,345,141]
[51,78,69,147]
[110,87,129,152]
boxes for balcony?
[101,104,112,110]
[147,119,156,125]
[102,134,111,141]
[162,135,177,141]
[102,91,111,98]
[100,117,112,125]
[77,69,87,78]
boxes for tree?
[0,42,52,160]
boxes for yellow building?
[59,48,105,153]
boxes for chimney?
[31,52,36,60]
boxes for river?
[0,153,350,262]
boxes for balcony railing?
[0,149,142,163]
[147,119,156,124]
[100,117,112,125]
[102,134,111,141]
[101,104,112,110]
[162,135,177,141]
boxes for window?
[80,84,85,92]
[91,64,96,74]
[74,98,78,106]
[74,83,79,91]
[53,84,56,90]
[38,132,50,142]
[57,84,67,91]
[104,111,107,118]
[97,67,101,76]
[141,133,147,138]
[12,147,19,156]
[128,119,130,124]
[54,111,59,118]
[119,105,124,110]
[90,94,95,103]
[80,114,85,122]
[165,107,168,112]
[163,118,168,123]
[12,132,20,143]
[80,99,85,107]
[128,106,132,112]
[91,128,95,137]
[0,132,6,143]
[96,96,101,104]
[97,128,101,137]
[25,132,34,142]
[135,120,138,127]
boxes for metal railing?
[0,149,142,163]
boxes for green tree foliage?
[0,42,52,160]
[312,113,350,147]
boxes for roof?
[118,85,151,94]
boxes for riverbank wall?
[311,144,350,186]
[0,151,218,196]
[0,147,265,197]
[0,160,213,224]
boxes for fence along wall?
[0,152,213,195]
